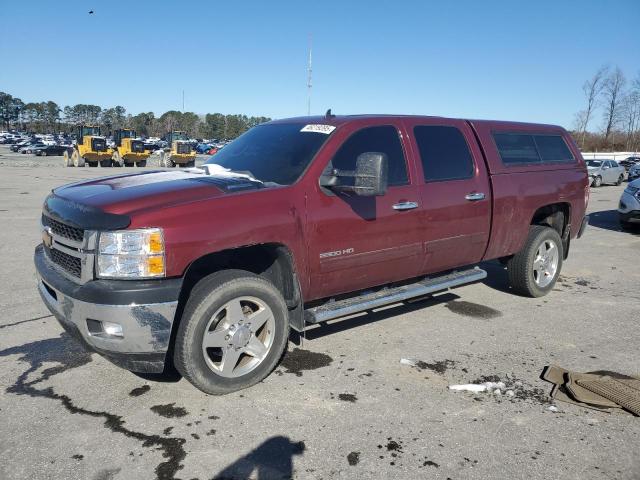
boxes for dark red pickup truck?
[35,114,589,394]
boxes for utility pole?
[307,34,312,116]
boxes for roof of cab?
[268,114,565,132]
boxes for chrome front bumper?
[35,245,181,373]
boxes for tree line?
[0,92,271,140]
[573,66,640,152]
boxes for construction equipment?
[111,129,150,167]
[63,125,111,167]
[158,131,196,168]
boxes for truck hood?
[52,169,263,216]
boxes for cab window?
[330,126,409,187]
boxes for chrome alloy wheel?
[201,296,275,378]
[532,239,559,288]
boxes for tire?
[87,161,98,167]
[591,176,602,187]
[507,225,563,298]
[72,150,85,167]
[112,151,123,167]
[63,150,73,167]
[100,159,112,167]
[165,155,175,168]
[136,160,147,168]
[174,270,290,395]
[41,151,47,157]
[186,160,196,168]
[616,174,624,186]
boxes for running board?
[305,267,487,324]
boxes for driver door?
[304,123,423,300]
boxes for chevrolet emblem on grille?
[42,227,53,248]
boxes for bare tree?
[602,67,626,145]
[577,66,608,148]
[623,74,640,152]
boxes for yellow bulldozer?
[111,129,150,167]
[63,125,112,167]
[158,131,196,168]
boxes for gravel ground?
[0,145,638,480]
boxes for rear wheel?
[591,176,602,187]
[507,225,563,297]
[174,270,289,395]
[72,150,85,167]
[186,160,196,168]
[136,160,147,168]
[616,174,624,186]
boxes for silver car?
[619,178,640,229]
[586,159,625,187]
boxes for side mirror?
[320,152,388,196]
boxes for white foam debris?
[547,405,559,412]
[448,384,488,393]
[506,390,515,397]
[400,358,417,367]
[494,389,502,395]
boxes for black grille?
[131,140,145,153]
[177,143,191,154]
[92,138,107,151]
[42,215,85,243]
[49,248,82,278]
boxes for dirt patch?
[150,403,188,418]
[415,359,456,374]
[338,393,357,403]
[129,385,151,397]
[347,451,360,466]
[279,348,333,377]
[445,300,502,320]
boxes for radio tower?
[307,34,312,116]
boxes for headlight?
[97,228,165,279]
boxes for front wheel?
[174,270,290,395]
[591,176,602,187]
[507,225,563,297]
[616,174,624,186]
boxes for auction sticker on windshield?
[300,124,336,134]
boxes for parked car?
[586,159,625,187]
[34,114,589,395]
[10,141,32,152]
[21,143,47,154]
[619,156,640,171]
[618,178,640,230]
[628,163,640,182]
[34,145,68,156]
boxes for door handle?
[465,192,486,201]
[392,201,419,211]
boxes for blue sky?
[1,0,638,127]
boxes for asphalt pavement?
[0,146,638,480]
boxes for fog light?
[103,322,124,338]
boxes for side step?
[305,267,487,324]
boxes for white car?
[619,178,640,230]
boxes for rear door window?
[414,126,474,182]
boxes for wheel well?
[530,203,570,237]
[179,243,301,308]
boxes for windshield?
[204,123,333,185]
[586,160,602,167]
